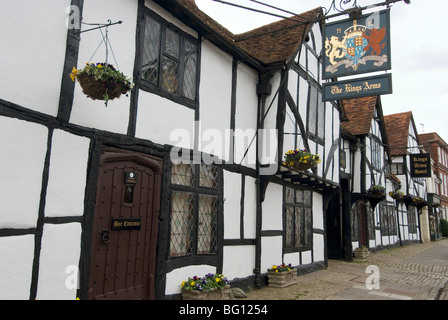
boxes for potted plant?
[283,149,321,171]
[267,263,297,288]
[389,190,404,200]
[180,273,230,300]
[70,62,133,106]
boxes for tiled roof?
[167,0,322,66]
[340,96,378,136]
[234,8,322,65]
[384,111,412,156]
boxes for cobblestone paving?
[241,239,448,300]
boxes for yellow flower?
[97,63,103,68]
[181,281,186,287]
[70,67,78,82]
[190,281,195,286]
[216,278,220,283]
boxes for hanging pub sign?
[322,73,392,101]
[410,153,431,178]
[323,9,391,79]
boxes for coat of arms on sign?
[323,10,390,78]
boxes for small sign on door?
[124,172,137,184]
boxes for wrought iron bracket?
[75,19,122,34]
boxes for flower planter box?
[181,285,231,300]
[268,269,297,288]
[353,247,370,260]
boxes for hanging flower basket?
[267,264,297,288]
[389,190,404,200]
[403,195,414,207]
[70,63,133,106]
[367,185,386,197]
[283,149,321,171]
[412,196,428,211]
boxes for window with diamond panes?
[199,164,218,189]
[171,163,194,186]
[142,17,160,85]
[284,187,312,250]
[141,11,199,107]
[198,195,218,254]
[170,163,220,258]
[307,84,325,142]
[170,192,195,256]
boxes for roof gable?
[384,111,413,156]
[341,96,378,136]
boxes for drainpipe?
[254,73,271,288]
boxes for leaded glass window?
[142,17,161,85]
[170,192,194,256]
[141,11,199,107]
[170,163,220,258]
[284,187,313,250]
[307,84,325,142]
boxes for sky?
[196,0,448,142]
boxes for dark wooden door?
[326,194,342,259]
[359,202,368,247]
[88,151,162,300]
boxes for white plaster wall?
[298,76,308,117]
[223,171,241,239]
[0,235,35,299]
[234,63,258,169]
[312,23,323,57]
[262,183,283,231]
[199,40,232,162]
[0,0,70,116]
[70,0,138,134]
[284,252,300,267]
[36,223,82,300]
[222,245,255,280]
[244,176,257,239]
[313,233,325,262]
[261,236,282,272]
[0,117,48,228]
[301,250,313,265]
[45,130,90,217]
[313,193,324,230]
[136,90,195,149]
[307,48,319,81]
[165,264,216,295]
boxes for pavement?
[240,239,448,300]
